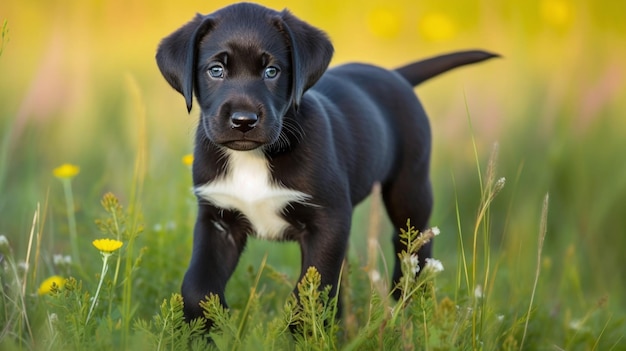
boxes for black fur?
[156,2,497,326]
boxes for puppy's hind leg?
[382,172,434,300]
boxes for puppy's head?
[156,3,334,151]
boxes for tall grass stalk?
[472,144,504,346]
[2,250,30,347]
[108,198,123,287]
[30,192,49,295]
[20,205,39,342]
[60,178,80,265]
[463,100,506,348]
[120,74,148,345]
[22,203,39,296]
[452,173,469,297]
[520,193,549,349]
[0,209,38,347]
[594,314,614,350]
[236,253,268,345]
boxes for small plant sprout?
[86,238,123,324]
[395,222,442,303]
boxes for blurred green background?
[1,0,625,325]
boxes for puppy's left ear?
[156,14,215,113]
[276,10,334,110]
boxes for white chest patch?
[194,149,311,240]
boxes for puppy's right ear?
[156,14,215,113]
[276,10,334,111]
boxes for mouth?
[222,140,264,151]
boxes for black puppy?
[156,2,496,323]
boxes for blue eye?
[208,65,224,78]
[264,66,279,79]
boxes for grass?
[0,190,500,351]
[2,1,626,349]
[1,106,623,349]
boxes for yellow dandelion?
[419,12,457,42]
[182,154,194,166]
[38,275,66,295]
[53,163,80,179]
[92,238,123,254]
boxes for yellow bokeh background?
[2,0,623,150]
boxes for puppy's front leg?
[296,210,352,316]
[182,204,247,326]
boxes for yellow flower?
[419,12,457,42]
[53,163,80,179]
[182,154,194,166]
[38,275,66,295]
[92,238,123,253]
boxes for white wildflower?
[474,285,483,299]
[404,254,420,275]
[0,235,9,254]
[495,177,506,191]
[497,314,504,322]
[53,254,72,266]
[17,261,29,272]
[424,258,444,273]
[370,269,381,283]
[569,319,584,331]
[431,226,440,236]
[166,221,177,231]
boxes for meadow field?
[1,0,625,349]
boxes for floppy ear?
[156,14,215,112]
[276,10,334,110]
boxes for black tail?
[395,50,499,87]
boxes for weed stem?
[62,179,80,265]
[86,253,111,324]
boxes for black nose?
[231,112,258,133]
